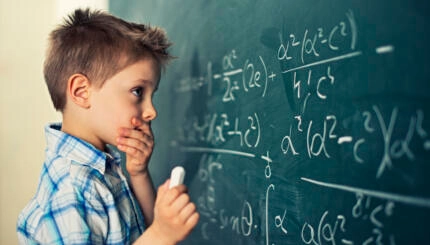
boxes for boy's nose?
[142,102,157,122]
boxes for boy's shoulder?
[23,124,118,207]
[17,123,118,241]
[21,123,109,210]
[43,123,119,195]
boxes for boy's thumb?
[158,179,170,195]
[155,179,170,205]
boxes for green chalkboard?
[111,1,430,244]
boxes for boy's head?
[44,8,173,111]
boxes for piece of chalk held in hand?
[169,166,186,189]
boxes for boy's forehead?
[109,56,161,84]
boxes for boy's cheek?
[114,116,133,133]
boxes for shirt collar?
[45,123,121,175]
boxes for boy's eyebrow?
[132,78,159,90]
[132,78,154,85]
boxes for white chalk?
[169,166,185,189]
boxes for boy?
[17,8,199,244]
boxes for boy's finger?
[118,128,145,140]
[117,136,153,152]
[158,180,170,195]
[155,180,170,205]
[117,144,143,158]
[179,202,197,221]
[139,125,153,142]
[118,127,154,145]
[132,117,153,136]
[170,193,190,211]
[117,139,154,159]
[160,185,187,206]
[117,131,154,153]
[185,212,200,229]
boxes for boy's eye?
[131,87,143,97]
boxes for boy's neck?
[61,112,106,152]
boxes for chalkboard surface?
[111,1,430,244]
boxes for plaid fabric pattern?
[17,123,145,244]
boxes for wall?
[0,0,106,244]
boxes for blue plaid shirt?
[17,123,145,244]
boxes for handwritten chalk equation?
[177,111,261,148]
[176,50,277,101]
[281,107,430,179]
[278,10,358,69]
[195,154,256,240]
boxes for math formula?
[171,8,430,245]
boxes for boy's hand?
[150,180,200,244]
[117,117,154,176]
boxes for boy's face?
[88,57,160,149]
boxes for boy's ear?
[67,73,91,109]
